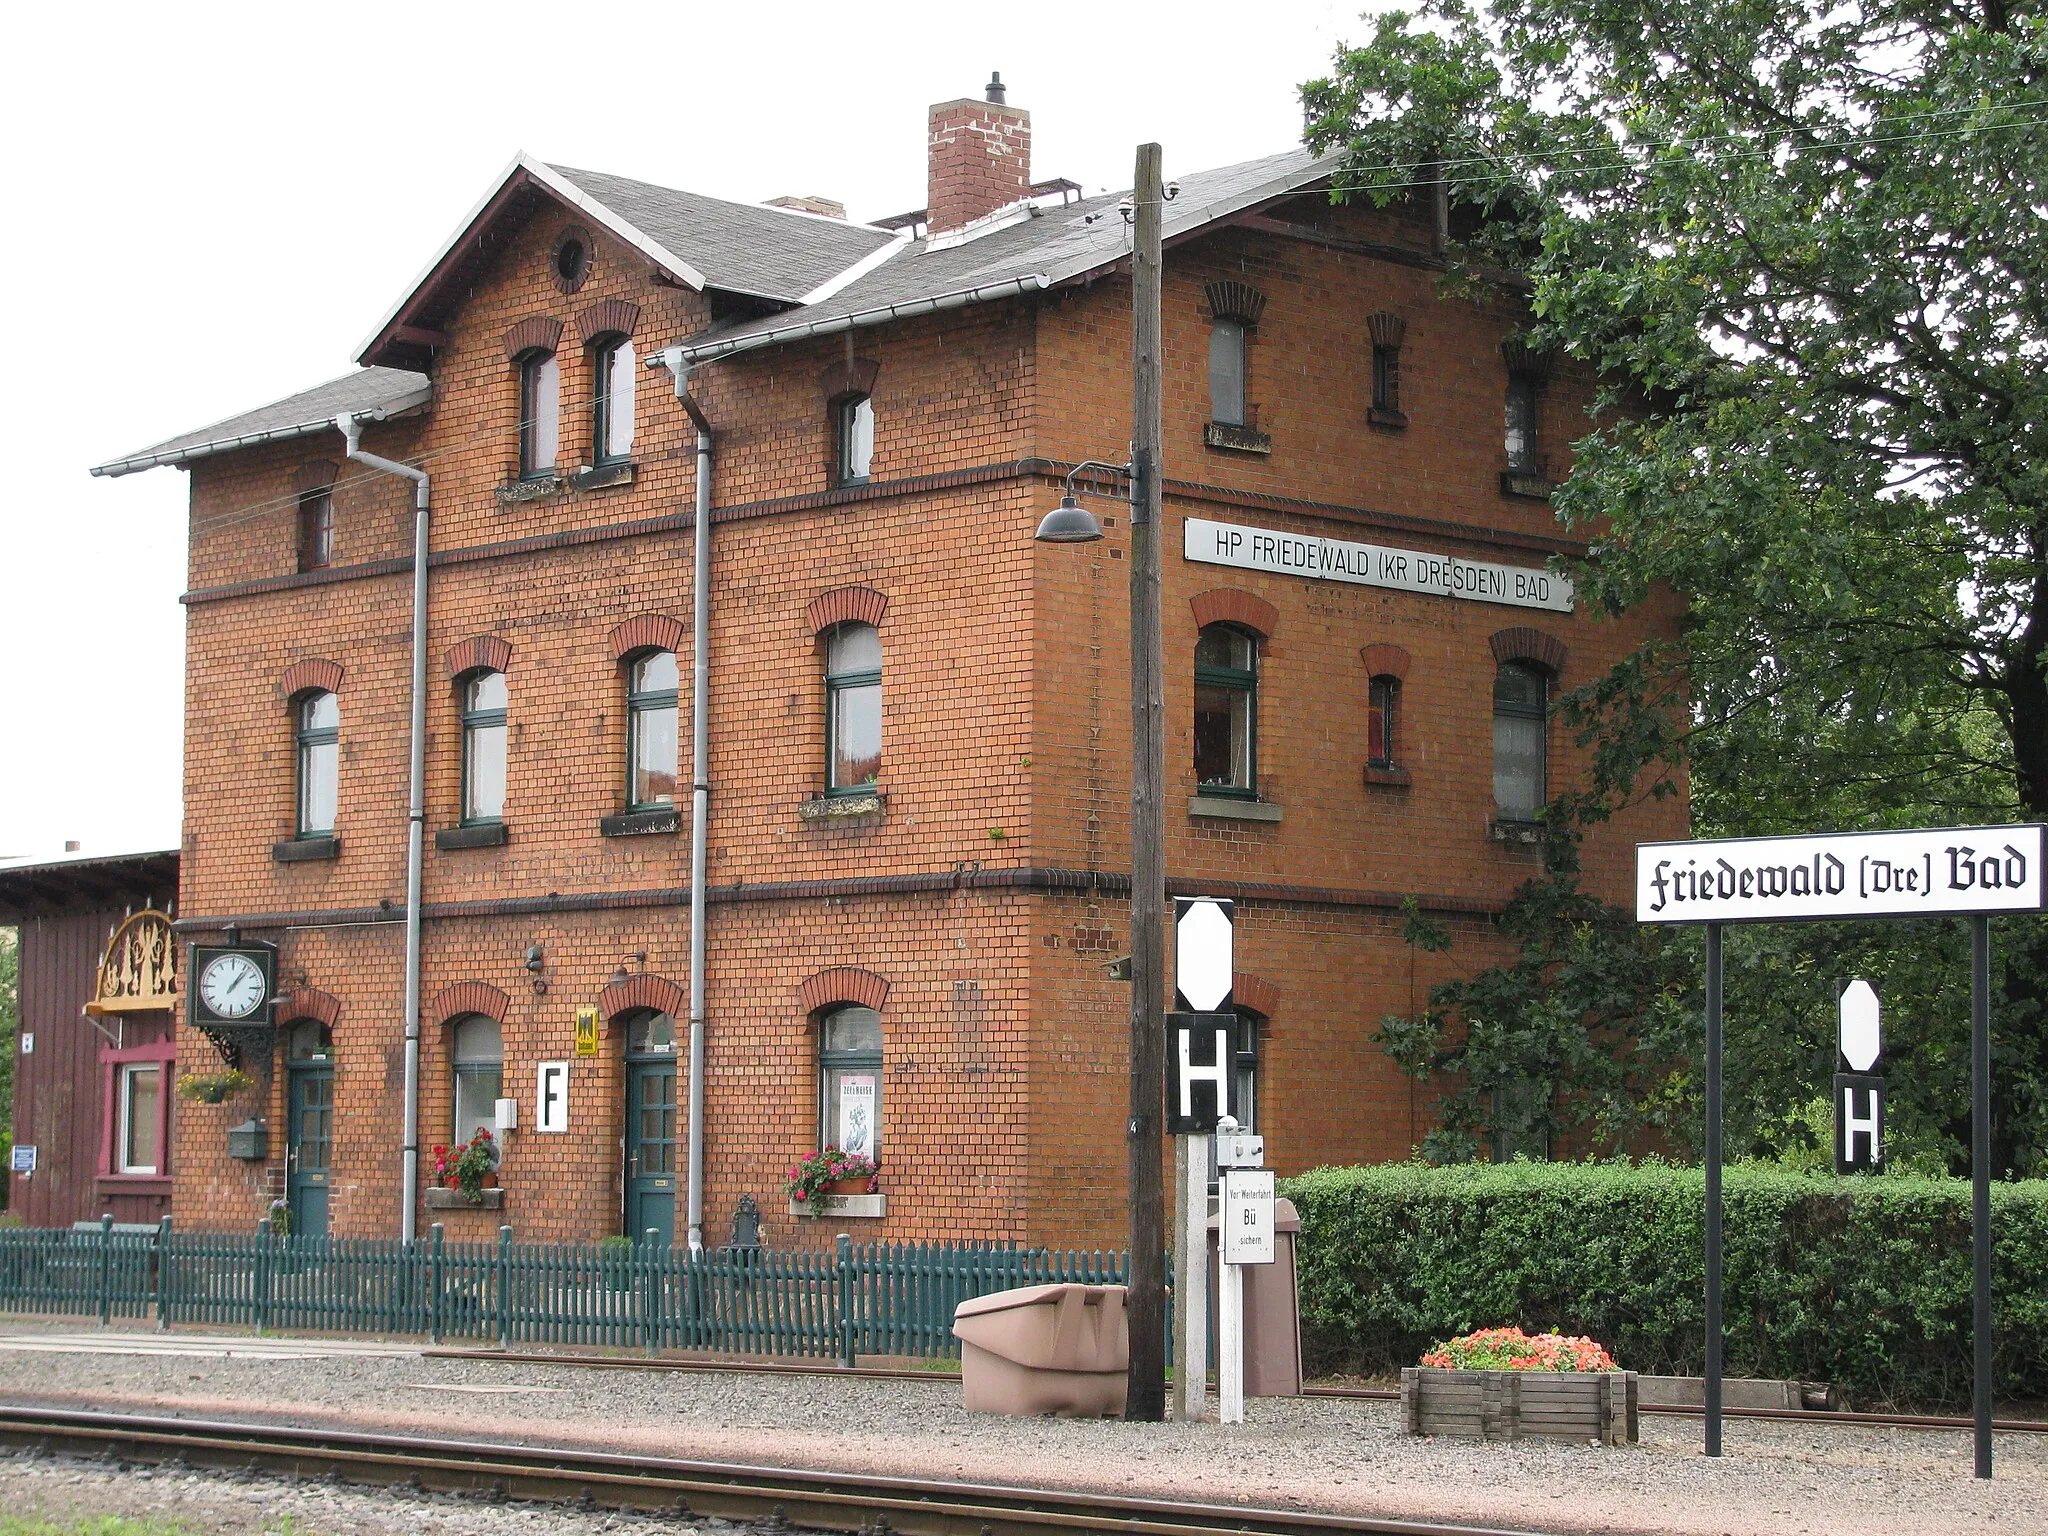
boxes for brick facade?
[158,107,1683,1254]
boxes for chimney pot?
[986,71,1005,104]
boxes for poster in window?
[837,1074,877,1159]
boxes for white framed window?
[117,1063,162,1175]
[819,1005,882,1159]
[452,1015,505,1144]
[837,394,874,484]
[519,351,561,479]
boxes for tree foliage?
[1307,0,2048,1171]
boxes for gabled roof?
[660,148,1337,367]
[355,154,901,371]
[90,367,430,479]
[0,847,180,920]
[91,146,1340,482]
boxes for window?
[627,1011,676,1054]
[626,650,679,811]
[298,488,334,572]
[1505,373,1541,474]
[1372,345,1400,416]
[1492,662,1548,822]
[461,671,508,825]
[825,622,882,792]
[836,394,874,485]
[1194,625,1256,797]
[1367,676,1399,770]
[297,690,339,836]
[818,1005,881,1159]
[287,1019,332,1060]
[117,1063,162,1175]
[1209,319,1247,426]
[519,351,560,479]
[451,1015,504,1144]
[593,338,636,465]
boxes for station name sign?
[1636,825,2047,924]
[1184,518,1573,613]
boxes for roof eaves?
[90,378,434,479]
[352,153,712,368]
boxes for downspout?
[337,412,430,1245]
[650,349,715,1252]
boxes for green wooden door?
[287,1064,333,1239]
[625,1059,677,1245]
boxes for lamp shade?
[1034,495,1104,544]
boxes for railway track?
[423,1347,2048,1437]
[0,1403,1538,1536]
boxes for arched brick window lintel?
[1489,626,1567,678]
[431,981,510,1026]
[1189,588,1278,639]
[444,634,514,681]
[503,314,564,362]
[608,613,687,661]
[599,972,687,1025]
[575,298,641,346]
[818,357,881,403]
[798,966,890,1018]
[1204,280,1267,328]
[277,987,343,1031]
[1233,971,1280,1021]
[294,460,339,496]
[805,586,888,638]
[1359,643,1411,681]
[280,657,345,700]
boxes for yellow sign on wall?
[574,1006,600,1057]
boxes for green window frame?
[460,670,508,826]
[1193,624,1257,798]
[818,1004,882,1160]
[825,623,882,794]
[626,650,679,812]
[296,690,339,837]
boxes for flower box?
[425,1187,505,1211]
[1401,1366,1637,1444]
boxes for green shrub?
[1282,1160,2048,1411]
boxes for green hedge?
[1282,1161,2048,1410]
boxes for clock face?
[199,953,268,1019]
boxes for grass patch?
[0,1519,200,1536]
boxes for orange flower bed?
[1420,1326,1619,1372]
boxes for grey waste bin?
[1205,1195,1303,1396]
[952,1282,1129,1417]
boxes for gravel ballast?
[0,1322,2040,1536]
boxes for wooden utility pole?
[1126,140,1168,1424]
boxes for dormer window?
[518,351,560,480]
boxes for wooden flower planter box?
[1401,1366,1638,1445]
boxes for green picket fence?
[0,1220,1131,1364]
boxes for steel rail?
[419,1348,2048,1435]
[0,1404,1538,1536]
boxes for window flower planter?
[1400,1366,1637,1444]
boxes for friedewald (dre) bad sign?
[1636,825,2047,925]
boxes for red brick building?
[92,80,1682,1251]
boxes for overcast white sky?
[0,0,1377,862]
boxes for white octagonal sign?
[1839,979,1881,1072]
[1177,899,1234,1011]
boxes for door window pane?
[1209,320,1247,425]
[120,1064,160,1174]
[627,1010,677,1054]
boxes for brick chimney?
[927,72,1030,236]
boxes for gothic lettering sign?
[1184,518,1573,613]
[1636,825,2047,924]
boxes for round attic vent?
[552,227,591,293]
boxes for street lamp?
[1031,145,1170,1424]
